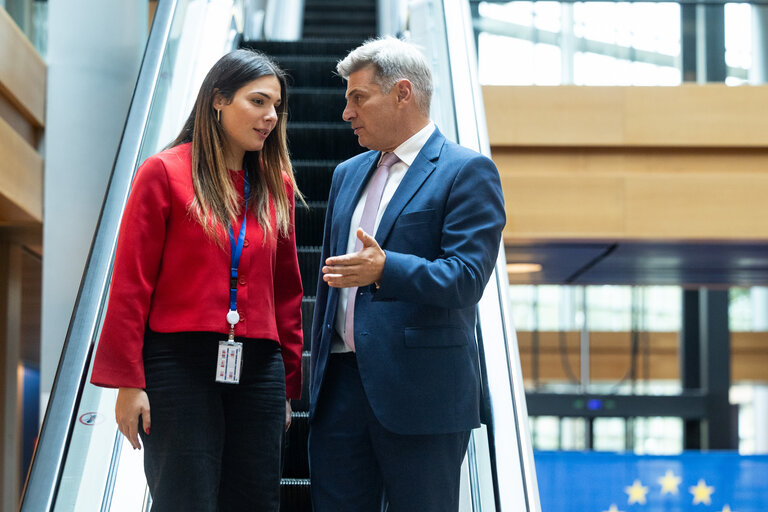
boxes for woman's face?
[215,75,282,163]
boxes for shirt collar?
[387,121,435,167]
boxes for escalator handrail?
[20,1,179,509]
[439,1,542,510]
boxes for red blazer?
[91,143,303,398]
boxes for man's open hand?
[322,229,385,288]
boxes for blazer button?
[239,278,246,285]
[239,315,245,322]
[243,238,250,247]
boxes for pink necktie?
[344,152,400,351]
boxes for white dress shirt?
[331,121,436,352]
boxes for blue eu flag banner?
[534,451,768,512]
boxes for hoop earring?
[216,109,221,123]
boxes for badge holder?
[216,311,243,384]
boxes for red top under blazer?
[90,143,303,399]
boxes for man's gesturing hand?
[322,229,385,288]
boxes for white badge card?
[216,340,243,384]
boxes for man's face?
[342,66,402,152]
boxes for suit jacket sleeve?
[91,155,171,388]
[375,154,505,309]
[310,164,342,352]
[275,175,304,399]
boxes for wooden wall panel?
[0,117,43,223]
[516,331,768,384]
[493,148,768,240]
[625,173,768,238]
[0,7,44,228]
[484,86,626,146]
[0,8,45,127]
[484,85,768,148]
[623,86,768,147]
[503,173,626,237]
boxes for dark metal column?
[470,0,480,63]
[703,5,727,82]
[681,289,701,449]
[699,289,736,449]
[681,5,726,83]
[681,5,698,82]
[751,5,768,84]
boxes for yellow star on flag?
[603,505,625,512]
[625,479,649,505]
[658,470,682,494]
[720,505,735,512]
[689,478,715,505]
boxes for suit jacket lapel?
[375,129,445,247]
[333,151,379,257]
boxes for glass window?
[477,1,682,85]
[530,416,562,450]
[725,3,752,85]
[509,284,682,332]
[593,417,627,451]
[633,417,683,454]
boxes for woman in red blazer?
[91,49,303,511]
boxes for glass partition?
[404,1,541,510]
[21,1,241,510]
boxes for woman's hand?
[285,399,292,431]
[116,387,151,450]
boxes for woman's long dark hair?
[171,48,300,244]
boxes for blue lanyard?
[229,177,250,316]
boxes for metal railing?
[403,0,541,509]
[20,1,242,509]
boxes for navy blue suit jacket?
[309,128,506,435]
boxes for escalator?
[242,1,377,507]
[21,1,539,511]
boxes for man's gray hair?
[336,36,433,116]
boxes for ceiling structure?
[505,241,768,287]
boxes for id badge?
[216,340,243,384]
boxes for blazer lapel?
[375,129,446,246]
[333,151,379,257]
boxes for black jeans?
[139,331,285,512]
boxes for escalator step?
[305,0,376,10]
[303,26,377,40]
[280,478,312,511]
[298,247,322,301]
[305,0,376,7]
[295,201,327,248]
[290,88,347,122]
[278,56,346,89]
[301,298,315,351]
[284,413,310,479]
[304,10,376,27]
[294,160,336,202]
[291,353,311,413]
[241,39,360,59]
[288,123,362,161]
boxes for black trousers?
[139,331,285,512]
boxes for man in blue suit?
[309,37,506,512]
